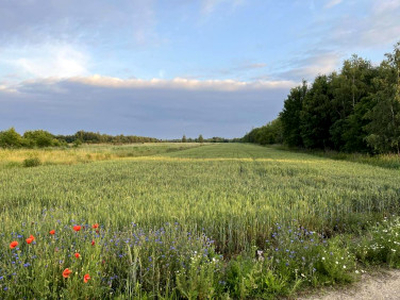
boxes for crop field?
[1,143,400,299]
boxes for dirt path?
[299,269,400,300]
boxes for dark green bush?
[23,157,41,167]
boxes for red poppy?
[84,273,90,283]
[62,268,72,278]
[92,223,99,229]
[9,241,18,249]
[49,230,55,235]
[26,238,34,244]
[28,235,35,241]
[73,225,81,232]
[91,240,95,246]
[74,253,80,259]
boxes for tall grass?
[272,144,400,169]
[0,143,202,168]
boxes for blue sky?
[1,0,399,139]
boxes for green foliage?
[176,252,221,299]
[242,118,284,145]
[280,81,307,147]
[23,130,56,148]
[0,127,23,148]
[365,43,400,154]
[22,157,41,168]
[72,139,82,147]
[198,134,204,144]
[225,257,289,299]
[355,217,400,268]
[300,75,335,149]
[246,41,400,155]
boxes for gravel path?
[298,269,400,300]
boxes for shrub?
[23,157,41,168]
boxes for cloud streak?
[201,0,244,14]
[324,0,342,9]
[12,76,295,93]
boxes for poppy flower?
[84,273,90,283]
[9,241,18,249]
[73,225,81,232]
[91,240,95,246]
[62,268,72,278]
[74,253,80,259]
[92,223,99,229]
[26,238,34,244]
[28,235,35,241]
[49,230,55,235]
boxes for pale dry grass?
[0,148,114,166]
[0,143,204,167]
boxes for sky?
[1,0,399,139]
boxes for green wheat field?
[1,143,400,299]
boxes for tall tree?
[330,56,376,151]
[198,134,204,143]
[280,81,307,147]
[365,43,400,154]
[300,75,335,149]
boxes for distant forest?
[0,128,238,148]
[243,42,400,154]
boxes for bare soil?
[298,269,400,300]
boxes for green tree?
[365,43,400,154]
[300,75,335,149]
[0,127,23,148]
[23,130,55,147]
[280,81,307,147]
[329,55,376,151]
[198,134,204,143]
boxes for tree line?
[0,128,159,148]
[0,128,241,148]
[243,42,400,154]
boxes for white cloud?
[65,75,295,91]
[326,0,400,48]
[373,0,400,14]
[324,0,342,9]
[359,0,400,46]
[201,0,244,14]
[4,75,295,95]
[1,43,89,79]
[276,51,342,80]
[0,0,157,46]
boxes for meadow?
[1,143,400,299]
